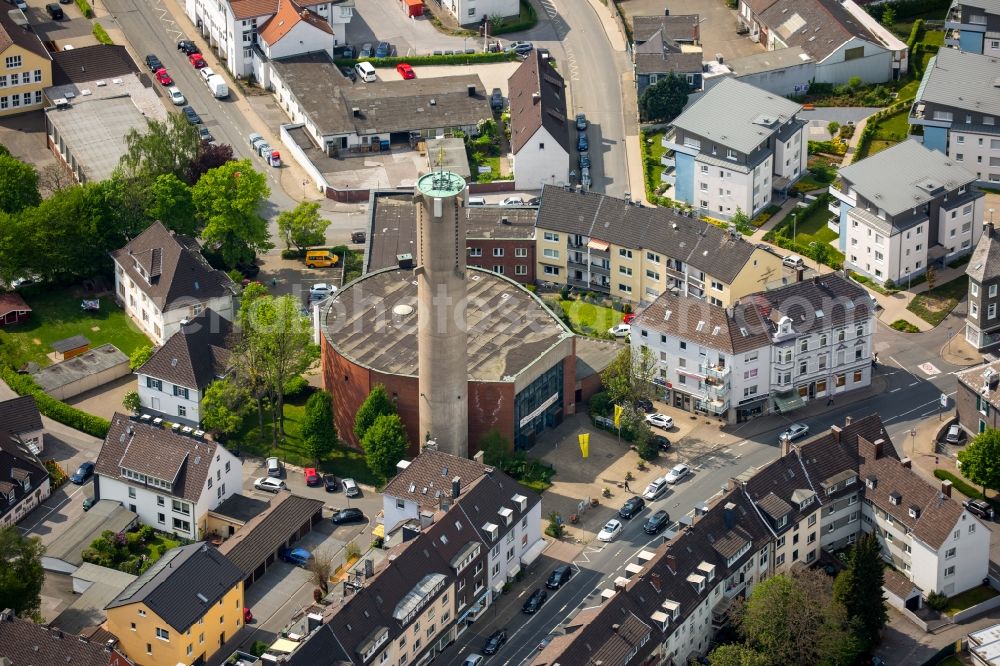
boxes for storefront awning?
[520,538,548,567]
[587,238,610,251]
[773,389,806,413]
[507,562,521,579]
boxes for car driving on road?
[665,464,690,484]
[546,564,573,589]
[597,518,623,542]
[779,422,809,443]
[643,509,671,534]
[618,496,645,519]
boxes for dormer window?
[776,515,788,528]
[866,476,877,489]
[799,495,813,509]
[908,506,920,519]
[889,491,901,506]
[21,478,29,492]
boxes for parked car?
[331,507,365,524]
[154,68,173,86]
[279,547,312,567]
[634,398,653,413]
[266,456,282,477]
[304,467,320,486]
[506,41,532,54]
[310,283,335,300]
[463,654,484,666]
[608,323,630,337]
[645,413,673,429]
[334,44,355,58]
[323,474,340,492]
[642,477,668,501]
[396,62,415,79]
[177,39,199,55]
[181,106,202,124]
[779,422,809,443]
[782,254,804,269]
[581,166,592,187]
[483,630,507,655]
[359,42,373,58]
[374,41,393,58]
[546,564,573,589]
[490,87,504,111]
[577,132,588,152]
[664,464,690,484]
[597,518,623,542]
[575,113,587,130]
[254,477,286,493]
[578,152,591,169]
[144,54,163,72]
[45,4,64,19]
[199,66,216,82]
[339,65,357,81]
[501,196,525,206]
[643,509,670,534]
[623,313,636,324]
[964,498,994,520]
[70,461,95,484]
[198,127,213,142]
[652,434,671,451]
[351,231,367,244]
[188,52,207,69]
[945,424,962,444]
[522,588,548,614]
[82,497,96,511]
[168,86,186,105]
[618,496,645,519]
[343,478,360,497]
[249,132,264,149]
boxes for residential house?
[831,139,984,285]
[508,50,570,190]
[0,396,48,529]
[533,414,991,666]
[136,309,233,426]
[955,359,1000,435]
[534,185,783,307]
[111,221,236,345]
[439,0,518,26]
[94,413,243,540]
[0,7,51,116]
[965,223,1000,350]
[0,291,30,326]
[662,78,807,220]
[364,190,538,283]
[0,608,134,665]
[105,543,245,666]
[182,0,352,79]
[701,47,816,98]
[632,13,703,96]
[908,47,1000,186]
[736,0,907,84]
[944,0,1000,55]
[630,292,772,423]
[382,450,545,602]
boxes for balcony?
[661,152,675,169]
[590,261,611,275]
[724,577,747,599]
[944,29,961,46]
[705,364,731,380]
[945,0,962,28]
[661,164,676,186]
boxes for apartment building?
[533,415,991,666]
[661,78,807,220]
[945,0,1000,54]
[0,396,48,529]
[105,543,245,666]
[909,48,1000,186]
[955,359,1000,436]
[966,223,1000,350]
[0,8,51,117]
[535,185,782,307]
[439,0,518,26]
[630,292,772,423]
[94,414,243,540]
[508,51,570,190]
[831,139,984,285]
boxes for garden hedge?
[934,468,991,504]
[1,367,110,438]
[74,0,93,17]
[93,23,113,45]
[335,51,519,69]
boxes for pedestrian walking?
[624,480,631,492]
[827,397,834,406]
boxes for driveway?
[348,0,470,54]
[66,374,136,421]
[618,0,764,62]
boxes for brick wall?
[466,238,536,284]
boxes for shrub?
[934,468,990,503]
[281,248,303,259]
[137,525,155,541]
[926,591,949,611]
[544,511,565,538]
[45,459,68,489]
[890,319,920,333]
[1,368,109,438]
[589,391,613,417]
[92,23,113,44]
[283,375,311,399]
[75,0,93,16]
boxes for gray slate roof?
[670,77,801,154]
[967,225,1000,283]
[217,492,324,575]
[138,308,232,391]
[536,185,757,283]
[51,44,138,86]
[837,140,978,217]
[635,49,704,76]
[0,611,126,666]
[633,14,699,43]
[0,395,42,436]
[508,50,569,154]
[106,542,243,633]
[759,0,880,61]
[632,291,771,354]
[916,48,1000,115]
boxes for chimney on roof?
[845,415,853,426]
[419,511,433,529]
[941,479,952,497]
[664,8,669,15]
[352,107,360,117]
[611,623,620,632]
[300,9,308,17]
[859,436,884,461]
[650,572,662,591]
[900,457,912,469]
[666,554,677,573]
[467,84,476,97]
[780,433,792,457]
[473,450,484,463]
[532,91,540,103]
[0,609,13,622]
[723,502,737,529]
[830,425,842,443]
[451,476,461,499]
[988,222,996,239]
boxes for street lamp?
[991,208,995,226]
[792,212,797,243]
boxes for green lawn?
[874,108,911,141]
[907,275,968,326]
[896,78,921,102]
[646,131,667,184]
[233,390,379,486]
[923,29,945,47]
[944,585,998,616]
[0,285,151,368]
[934,657,962,666]
[556,298,623,337]
[867,139,898,157]
[788,203,838,244]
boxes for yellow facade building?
[0,8,51,116]
[105,543,245,666]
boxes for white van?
[466,196,486,207]
[354,61,377,82]
[206,74,228,98]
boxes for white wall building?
[439,0,518,25]
[94,414,242,540]
[508,51,570,191]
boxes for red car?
[154,68,173,86]
[396,63,415,79]
[304,467,320,486]
[188,53,207,69]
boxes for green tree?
[812,242,831,266]
[361,413,408,480]
[301,390,337,465]
[848,76,863,90]
[0,527,45,618]
[200,379,252,438]
[145,173,197,236]
[122,390,141,414]
[354,384,396,441]
[479,428,511,467]
[958,428,1000,497]
[0,154,40,214]
[639,73,689,122]
[277,201,329,253]
[601,346,656,407]
[120,113,201,180]
[827,121,840,137]
[731,207,753,235]
[232,282,273,436]
[707,644,770,666]
[833,532,888,652]
[880,6,895,27]
[192,160,272,267]
[129,345,154,371]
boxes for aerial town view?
[3,0,1000,663]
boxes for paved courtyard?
[618,0,764,62]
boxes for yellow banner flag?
[614,404,623,428]
[579,433,589,459]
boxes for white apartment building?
[111,222,236,346]
[94,414,242,540]
[182,0,352,79]
[662,78,807,220]
[508,52,570,191]
[441,0,518,25]
[832,139,985,286]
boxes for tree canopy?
[301,390,337,464]
[600,345,655,407]
[639,73,689,122]
[145,173,197,236]
[192,159,272,267]
[354,384,397,440]
[0,528,45,618]
[833,532,888,652]
[479,428,511,467]
[0,154,40,214]
[277,201,329,252]
[200,379,252,438]
[361,413,409,480]
[120,113,201,181]
[958,428,1000,496]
